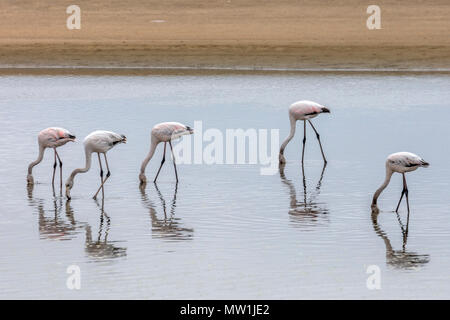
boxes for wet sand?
[1,1,449,70]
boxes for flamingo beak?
[322,107,330,113]
[68,134,76,142]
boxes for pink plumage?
[289,100,329,121]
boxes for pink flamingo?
[279,100,330,164]
[372,152,429,212]
[65,130,127,200]
[139,122,193,185]
[27,127,76,188]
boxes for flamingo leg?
[154,142,166,183]
[169,141,179,183]
[93,153,104,200]
[51,148,57,187]
[308,120,327,164]
[93,153,111,199]
[301,120,306,163]
[55,149,63,191]
[403,173,410,213]
[395,173,409,212]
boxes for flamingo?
[65,130,127,200]
[27,127,76,189]
[139,122,193,185]
[372,152,429,212]
[279,100,330,164]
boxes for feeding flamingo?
[372,152,429,212]
[279,100,330,165]
[139,122,193,186]
[65,130,127,200]
[27,127,76,189]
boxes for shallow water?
[0,71,449,299]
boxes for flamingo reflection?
[27,184,83,240]
[371,207,429,269]
[83,200,127,261]
[140,183,194,241]
[279,163,328,227]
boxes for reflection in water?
[83,200,127,261]
[140,183,194,241]
[279,163,329,227]
[371,208,429,270]
[27,185,83,240]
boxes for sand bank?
[0,1,449,70]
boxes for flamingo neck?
[28,145,45,174]
[68,148,92,183]
[372,166,394,205]
[279,116,296,155]
[140,138,159,175]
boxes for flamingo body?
[385,152,429,174]
[65,130,126,200]
[38,127,76,148]
[151,122,193,142]
[84,130,127,153]
[289,100,329,121]
[139,122,193,185]
[27,127,76,186]
[372,152,429,210]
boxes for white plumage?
[65,130,127,200]
[372,151,429,212]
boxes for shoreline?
[1,66,450,76]
[1,43,449,73]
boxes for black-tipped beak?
[186,126,194,134]
[322,107,330,113]
[121,135,127,143]
[69,135,76,139]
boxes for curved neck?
[280,116,296,154]
[372,166,393,205]
[140,138,158,174]
[28,145,45,174]
[68,148,92,183]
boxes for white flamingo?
[372,152,429,212]
[65,130,127,200]
[279,100,330,164]
[27,127,76,188]
[139,122,193,185]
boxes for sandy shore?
[1,1,449,70]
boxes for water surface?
[0,71,449,299]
